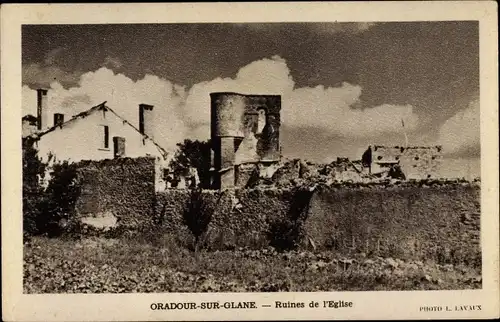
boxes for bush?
[267,186,315,251]
[22,143,47,237]
[41,161,81,237]
[267,218,305,251]
[22,144,81,237]
[182,189,217,253]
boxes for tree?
[182,188,215,256]
[22,141,81,237]
[22,141,47,236]
[168,139,212,188]
[40,161,81,236]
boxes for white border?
[2,2,499,321]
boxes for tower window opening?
[256,109,266,134]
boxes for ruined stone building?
[23,89,170,191]
[210,92,281,189]
[362,145,443,179]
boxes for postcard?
[1,2,499,321]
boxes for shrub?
[182,189,217,254]
[22,143,81,237]
[38,161,81,237]
[22,143,47,237]
[267,186,315,251]
[267,218,305,251]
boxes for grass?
[23,234,481,293]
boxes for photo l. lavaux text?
[22,22,481,293]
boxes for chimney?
[53,113,64,127]
[36,89,48,130]
[139,104,154,138]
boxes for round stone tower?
[210,92,246,138]
[210,92,281,189]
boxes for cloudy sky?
[22,22,479,162]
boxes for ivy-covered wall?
[74,157,156,229]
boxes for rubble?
[243,156,479,191]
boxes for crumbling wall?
[245,95,281,161]
[371,145,443,179]
[153,180,480,262]
[235,163,257,188]
[75,157,156,229]
[304,180,480,261]
[268,158,370,188]
[72,154,479,261]
[155,188,295,248]
[70,154,480,261]
[206,188,295,248]
[270,159,302,186]
[401,147,443,178]
[325,158,367,182]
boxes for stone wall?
[371,145,443,179]
[75,157,156,229]
[71,156,480,262]
[153,180,480,262]
[155,188,295,248]
[304,181,480,260]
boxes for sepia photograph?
[2,2,499,321]
[21,19,482,294]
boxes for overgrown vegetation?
[168,139,212,188]
[267,219,304,251]
[24,235,482,293]
[267,186,316,251]
[22,140,482,293]
[23,143,81,238]
[182,188,217,254]
[22,142,48,237]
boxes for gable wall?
[34,109,165,164]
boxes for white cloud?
[23,68,188,152]
[182,55,293,136]
[285,82,418,137]
[23,55,419,153]
[438,98,480,155]
[181,55,416,141]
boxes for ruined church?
[209,92,282,189]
